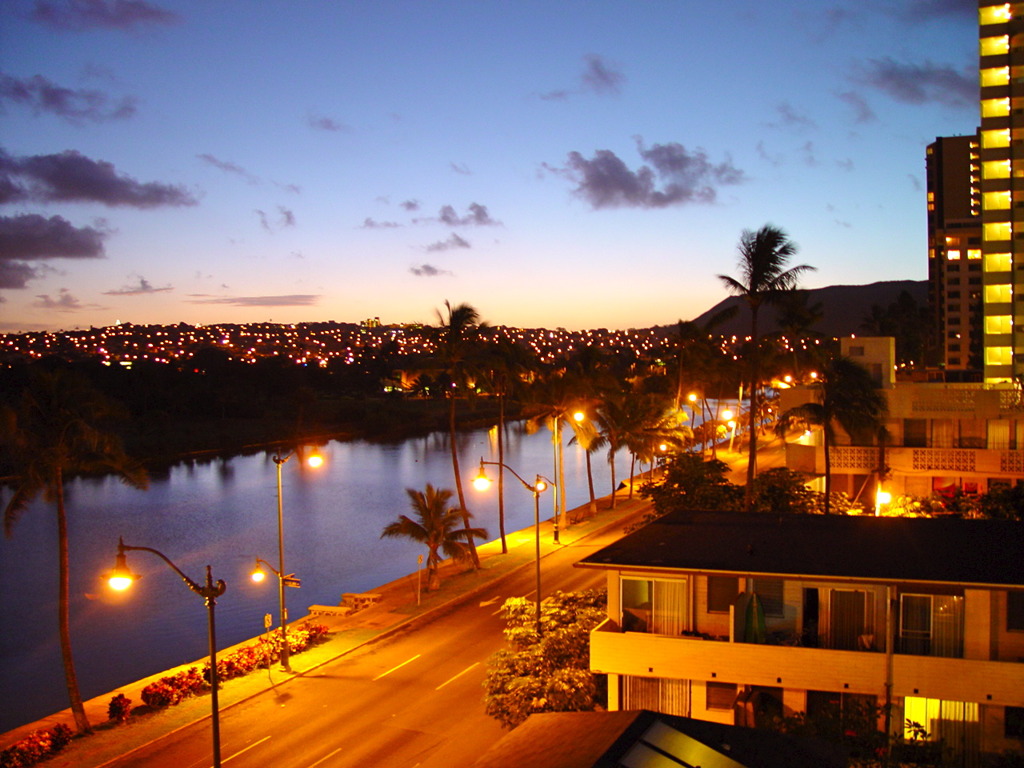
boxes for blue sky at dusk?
[1,0,977,333]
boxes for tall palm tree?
[380,484,487,591]
[776,356,888,514]
[1,368,147,734]
[718,224,814,501]
[433,300,486,567]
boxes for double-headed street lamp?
[271,449,323,673]
[106,538,226,768]
[473,459,554,635]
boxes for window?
[982,97,1011,117]
[621,577,688,635]
[752,578,784,618]
[706,682,736,710]
[981,66,1010,87]
[1009,592,1024,631]
[982,160,1011,179]
[904,419,927,447]
[980,34,1010,55]
[984,190,1012,209]
[981,129,1011,148]
[984,222,1012,241]
[1007,706,1024,739]
[980,5,1012,26]
[708,576,737,613]
[899,594,964,658]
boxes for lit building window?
[980,34,1010,55]
[981,66,1010,87]
[985,283,1013,304]
[967,249,982,260]
[947,250,962,260]
[979,5,1012,26]
[982,160,1011,179]
[981,128,1011,148]
[986,315,1013,334]
[983,190,1012,209]
[982,97,1011,117]
[986,346,1012,366]
[984,252,1013,271]
[983,221,1012,241]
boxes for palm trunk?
[585,449,597,517]
[823,424,833,515]
[628,453,636,499]
[609,450,618,510]
[745,306,761,506]
[448,395,479,568]
[557,420,567,526]
[497,393,508,554]
[56,473,90,734]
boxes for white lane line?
[435,662,480,691]
[308,747,343,768]
[220,735,270,765]
[372,653,422,681]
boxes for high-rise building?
[927,135,983,372]
[978,3,1021,382]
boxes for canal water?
[0,423,639,733]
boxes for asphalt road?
[104,527,619,768]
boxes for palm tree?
[380,484,488,591]
[433,300,486,567]
[718,224,814,501]
[776,356,888,514]
[1,368,147,734]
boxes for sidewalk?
[5,485,658,768]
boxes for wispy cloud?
[547,138,745,210]
[855,57,975,108]
[361,217,400,229]
[0,148,196,207]
[410,263,452,277]
[198,153,259,184]
[104,274,171,295]
[437,203,500,227]
[425,233,470,252]
[307,113,351,132]
[400,199,420,211]
[254,206,296,232]
[540,54,625,100]
[836,91,876,123]
[0,72,137,123]
[33,287,86,310]
[767,102,817,131]
[30,0,179,31]
[187,294,320,306]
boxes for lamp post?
[271,449,323,673]
[106,538,226,768]
[473,458,553,635]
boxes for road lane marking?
[308,747,343,768]
[435,662,479,691]
[372,653,422,681]
[219,735,270,765]
[479,595,501,607]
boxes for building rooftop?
[577,511,1024,588]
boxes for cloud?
[767,102,816,130]
[425,233,470,252]
[34,287,83,310]
[30,0,179,31]
[900,0,975,22]
[361,217,400,229]
[308,113,351,132]
[580,54,625,95]
[400,199,420,211]
[549,139,745,210]
[450,162,471,175]
[540,54,624,100]
[836,91,876,123]
[103,274,171,295]
[799,141,819,167]
[755,141,784,167]
[0,148,196,207]
[255,207,295,232]
[855,57,975,108]
[437,203,500,226]
[198,153,259,184]
[410,263,452,277]
[278,206,295,227]
[0,72,137,123]
[187,294,320,306]
[254,209,270,232]
[0,212,106,266]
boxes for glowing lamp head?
[534,479,547,493]
[573,410,585,422]
[687,393,697,404]
[105,544,138,591]
[721,409,734,421]
[876,490,892,506]
[306,453,324,469]
[473,460,491,491]
[251,564,267,583]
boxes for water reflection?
[0,423,632,732]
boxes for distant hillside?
[683,280,927,338]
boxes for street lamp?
[474,458,553,635]
[271,448,323,673]
[105,538,226,768]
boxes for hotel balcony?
[784,442,1024,478]
[590,618,1024,707]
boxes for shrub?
[107,693,132,724]
[0,724,73,768]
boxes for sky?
[0,0,978,333]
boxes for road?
[105,525,623,768]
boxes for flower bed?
[0,724,72,768]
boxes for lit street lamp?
[473,458,553,635]
[271,449,323,673]
[106,538,226,768]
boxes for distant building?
[778,337,1024,503]
[927,135,982,372]
[580,510,1024,765]
[978,3,1022,383]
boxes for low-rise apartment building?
[580,511,1024,764]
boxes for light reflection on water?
[0,423,636,732]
